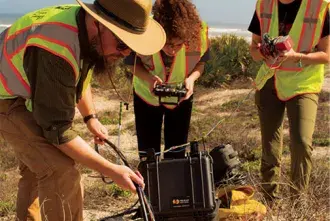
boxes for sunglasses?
[95,21,129,52]
[113,34,129,51]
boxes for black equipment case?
[138,144,219,221]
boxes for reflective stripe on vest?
[255,0,328,100]
[186,21,209,75]
[134,21,209,108]
[258,0,274,36]
[0,5,81,100]
[257,0,323,71]
[0,29,15,97]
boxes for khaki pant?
[0,98,83,221]
[255,78,318,199]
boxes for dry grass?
[0,82,329,220]
[0,170,18,219]
[0,137,18,218]
[242,157,330,221]
[190,86,330,221]
[313,91,330,147]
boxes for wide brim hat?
[76,0,166,55]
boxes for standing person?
[248,0,329,202]
[0,0,166,220]
[124,0,210,159]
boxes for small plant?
[98,111,120,125]
[313,138,330,147]
[85,182,131,199]
[99,116,118,125]
[241,159,260,173]
[0,200,15,217]
[107,184,131,198]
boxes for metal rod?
[116,102,123,165]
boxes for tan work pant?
[255,78,318,199]
[0,98,83,221]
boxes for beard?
[88,36,123,85]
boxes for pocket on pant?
[18,145,53,179]
[3,133,53,179]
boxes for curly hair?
[152,0,202,49]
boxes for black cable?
[94,138,155,221]
[94,143,141,219]
[94,22,155,220]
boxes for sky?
[0,0,256,25]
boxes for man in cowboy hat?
[0,0,165,220]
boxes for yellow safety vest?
[133,21,209,109]
[255,0,329,100]
[0,5,92,110]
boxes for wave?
[209,28,242,33]
[0,23,251,41]
[208,27,252,42]
[0,24,11,28]
[0,24,248,32]
[209,27,250,35]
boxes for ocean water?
[0,13,252,42]
[0,24,10,33]
[207,21,251,42]
[0,13,20,33]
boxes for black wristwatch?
[83,114,98,123]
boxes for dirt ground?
[81,75,330,220]
[0,75,329,221]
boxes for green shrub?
[198,34,262,87]
[93,35,262,89]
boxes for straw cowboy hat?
[76,0,166,55]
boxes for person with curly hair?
[124,0,210,159]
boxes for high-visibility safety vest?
[0,5,91,110]
[255,0,329,101]
[133,21,209,108]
